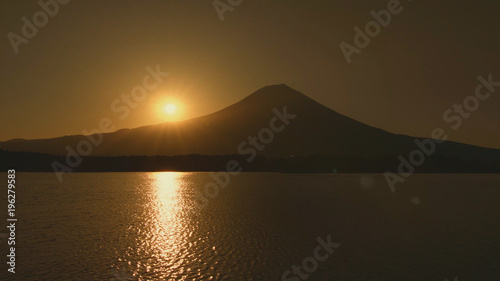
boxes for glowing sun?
[163,103,177,115]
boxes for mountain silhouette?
[1,84,499,167]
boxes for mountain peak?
[254,83,300,95]
[2,83,500,169]
[261,83,293,90]
[241,84,312,106]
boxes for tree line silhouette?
[1,149,499,173]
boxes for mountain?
[1,84,500,167]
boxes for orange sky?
[1,0,500,149]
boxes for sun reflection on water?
[115,172,197,280]
[154,172,183,223]
[148,172,193,279]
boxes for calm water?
[2,172,500,280]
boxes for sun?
[163,103,177,115]
[157,98,183,121]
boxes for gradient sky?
[1,0,500,149]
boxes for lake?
[2,172,500,280]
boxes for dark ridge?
[0,84,499,173]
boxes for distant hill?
[1,84,499,172]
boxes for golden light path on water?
[149,172,194,280]
[117,172,204,280]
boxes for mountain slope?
[1,84,499,164]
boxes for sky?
[1,0,500,149]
